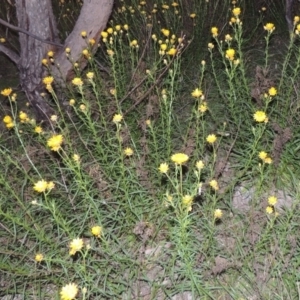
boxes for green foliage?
[1,0,300,299]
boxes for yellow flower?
[19,111,28,122]
[124,147,134,156]
[168,48,177,56]
[190,13,196,18]
[208,43,214,49]
[209,179,219,191]
[225,48,235,61]
[72,77,83,86]
[35,253,44,262]
[123,24,129,30]
[214,209,223,219]
[101,31,108,38]
[73,154,80,162]
[225,34,232,42]
[253,111,267,123]
[89,38,95,45]
[42,76,54,85]
[34,126,43,134]
[211,27,218,37]
[268,196,277,206]
[107,49,114,56]
[162,4,169,9]
[79,104,86,111]
[69,238,84,255]
[159,162,169,173]
[182,195,193,206]
[113,114,123,124]
[232,7,241,17]
[198,102,208,113]
[47,134,63,151]
[86,72,94,80]
[69,99,75,106]
[50,115,58,122]
[5,122,14,129]
[33,180,48,193]
[60,283,78,300]
[42,58,48,66]
[264,23,275,32]
[266,206,273,214]
[230,17,237,24]
[268,87,277,96]
[258,151,268,160]
[171,153,189,165]
[91,225,102,237]
[294,16,300,24]
[191,88,203,98]
[47,51,54,57]
[0,37,6,43]
[206,134,217,144]
[65,47,71,53]
[130,40,138,47]
[196,160,205,170]
[160,43,167,51]
[161,29,170,37]
[3,115,13,124]
[264,157,272,164]
[107,27,113,34]
[82,49,90,57]
[47,181,55,190]
[1,88,12,97]
[81,31,87,38]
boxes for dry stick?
[0,17,64,47]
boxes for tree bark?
[0,0,113,121]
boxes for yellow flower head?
[268,87,277,96]
[159,162,169,173]
[232,7,241,17]
[124,147,134,156]
[206,134,217,144]
[42,58,48,66]
[209,179,219,191]
[191,88,203,98]
[33,179,48,193]
[34,126,43,134]
[113,113,123,124]
[101,31,108,38]
[264,23,275,32]
[123,24,129,30]
[1,88,12,97]
[268,196,277,206]
[3,115,13,124]
[107,27,113,34]
[171,153,189,165]
[60,283,78,300]
[211,27,218,37]
[42,76,54,85]
[69,238,84,255]
[168,48,177,56]
[86,72,94,80]
[264,157,272,164]
[214,208,223,219]
[73,154,80,162]
[130,40,138,47]
[161,28,170,37]
[208,43,214,49]
[253,111,267,123]
[47,181,55,190]
[72,77,83,86]
[47,134,63,151]
[35,253,44,262]
[266,206,273,214]
[196,160,205,170]
[65,47,71,54]
[0,37,6,43]
[225,48,235,61]
[69,99,75,106]
[182,195,193,206]
[294,16,300,24]
[91,225,102,237]
[198,102,208,113]
[258,151,268,160]
[160,43,167,51]
[81,31,87,38]
[47,51,54,57]
[19,111,29,122]
[190,13,196,18]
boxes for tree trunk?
[1,0,113,121]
